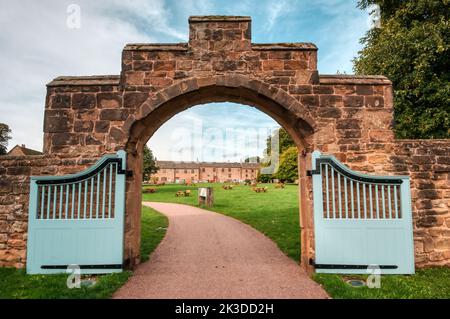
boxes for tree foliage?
[354,0,450,138]
[0,123,12,155]
[142,145,159,181]
[275,146,299,182]
[265,127,296,155]
[261,128,298,182]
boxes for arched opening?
[123,79,316,270]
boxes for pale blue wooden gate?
[311,151,414,274]
[26,151,126,274]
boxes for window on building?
[184,169,187,173]
[228,174,231,178]
[228,168,231,172]
[202,168,205,172]
[191,169,194,173]
[213,168,216,172]
[221,168,224,172]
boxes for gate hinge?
[306,169,320,177]
[118,169,133,177]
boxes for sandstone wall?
[392,140,450,267]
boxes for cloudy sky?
[0,0,373,161]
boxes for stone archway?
[38,16,398,270]
[123,76,317,269]
[4,15,427,272]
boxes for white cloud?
[265,0,289,32]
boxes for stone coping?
[47,75,120,87]
[252,43,317,51]
[395,139,450,143]
[319,74,392,85]
[124,43,189,51]
[188,15,251,22]
[123,42,317,52]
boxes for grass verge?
[314,267,450,299]
[140,205,169,262]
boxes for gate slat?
[71,184,75,219]
[84,180,88,219]
[388,185,392,219]
[41,186,45,219]
[109,164,113,218]
[350,180,354,219]
[77,182,81,219]
[53,186,57,219]
[363,183,367,219]
[356,182,360,219]
[337,173,342,218]
[375,185,379,218]
[394,185,398,219]
[325,164,329,218]
[90,177,94,218]
[344,177,348,219]
[331,167,335,218]
[59,185,63,219]
[102,168,107,218]
[65,184,69,219]
[96,173,100,219]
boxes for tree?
[261,128,298,181]
[354,0,450,138]
[0,123,12,155]
[275,146,299,183]
[142,145,159,182]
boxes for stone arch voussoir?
[125,74,317,147]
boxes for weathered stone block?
[123,92,148,108]
[100,109,127,121]
[74,120,93,132]
[50,94,71,109]
[344,96,364,108]
[72,94,96,109]
[97,93,121,109]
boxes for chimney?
[21,144,25,148]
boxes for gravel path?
[113,202,328,299]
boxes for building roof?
[7,144,43,156]
[156,160,260,169]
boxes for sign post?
[198,187,214,207]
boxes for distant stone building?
[154,161,259,183]
[7,144,43,156]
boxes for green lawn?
[143,183,301,260]
[314,268,450,299]
[0,207,167,299]
[143,182,450,299]
[140,205,169,262]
